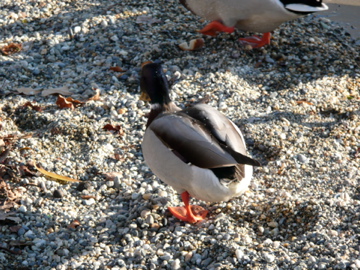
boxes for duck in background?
[179,0,328,48]
[140,62,260,223]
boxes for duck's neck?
[146,102,180,127]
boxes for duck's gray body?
[181,0,328,33]
[142,103,256,202]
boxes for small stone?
[61,45,70,51]
[171,258,181,270]
[268,221,278,228]
[297,154,309,164]
[111,35,119,42]
[263,252,275,263]
[18,227,26,236]
[354,259,360,268]
[53,189,64,198]
[185,252,193,262]
[235,249,244,261]
[18,205,27,213]
[24,230,35,239]
[77,182,90,191]
[84,198,95,206]
[141,209,151,219]
[146,215,154,225]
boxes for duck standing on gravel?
[179,0,328,48]
[140,62,260,223]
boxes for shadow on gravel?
[1,0,359,96]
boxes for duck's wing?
[182,103,257,157]
[149,110,259,169]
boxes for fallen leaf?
[0,211,21,223]
[34,163,81,183]
[103,172,122,181]
[18,165,37,177]
[109,66,126,72]
[103,124,124,135]
[9,225,22,233]
[87,88,101,101]
[0,245,22,255]
[103,172,131,186]
[68,219,81,229]
[56,95,84,110]
[114,153,123,161]
[0,179,24,208]
[15,87,41,95]
[136,15,161,25]
[0,149,10,164]
[9,240,32,246]
[1,43,22,55]
[41,86,72,96]
[81,195,96,200]
[22,101,43,112]
[296,99,314,106]
[179,38,205,51]
[277,163,286,175]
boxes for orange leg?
[199,21,235,37]
[168,191,208,223]
[239,32,271,48]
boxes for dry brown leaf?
[87,88,101,101]
[9,225,22,233]
[0,179,23,204]
[179,38,205,51]
[34,163,81,183]
[109,66,126,72]
[296,99,314,106]
[15,87,41,95]
[114,153,123,161]
[1,43,22,55]
[22,101,43,112]
[0,211,21,223]
[103,124,124,135]
[18,164,37,177]
[103,172,131,185]
[68,219,81,229]
[0,149,10,164]
[81,195,96,199]
[56,95,84,110]
[103,172,122,181]
[41,86,72,96]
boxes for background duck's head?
[140,62,171,106]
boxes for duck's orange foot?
[239,32,271,48]
[199,21,235,37]
[168,205,208,223]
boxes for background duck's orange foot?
[199,21,235,36]
[168,205,208,223]
[239,32,271,48]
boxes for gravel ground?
[0,0,359,269]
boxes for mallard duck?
[180,0,328,48]
[140,62,260,223]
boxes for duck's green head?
[140,62,171,106]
